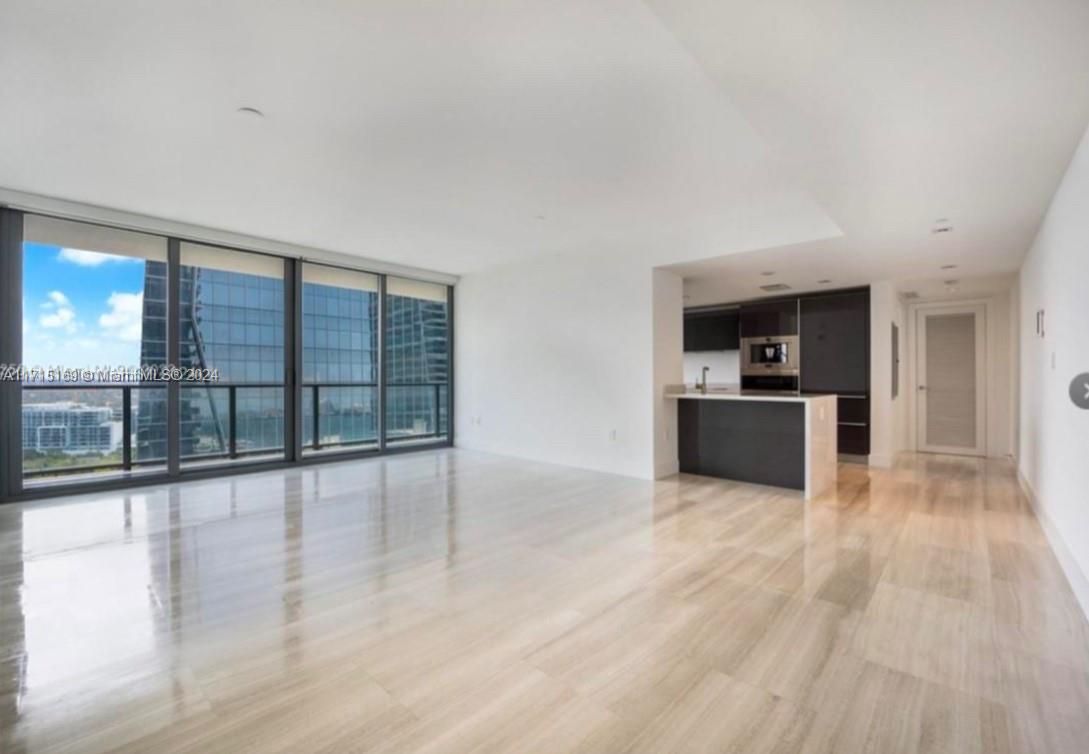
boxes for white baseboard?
[1018,470,1089,622]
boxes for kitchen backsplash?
[683,350,740,386]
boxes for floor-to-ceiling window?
[19,215,168,483]
[177,243,286,467]
[0,210,453,499]
[301,263,379,454]
[385,277,451,446]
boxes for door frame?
[913,302,987,456]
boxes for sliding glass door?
[2,211,452,498]
[301,263,379,454]
[385,277,450,446]
[177,243,286,468]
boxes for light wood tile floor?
[2,450,1087,753]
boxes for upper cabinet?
[683,309,739,352]
[799,290,870,395]
[739,299,798,338]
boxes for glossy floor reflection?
[2,450,1087,753]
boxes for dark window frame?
[0,209,454,503]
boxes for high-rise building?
[22,402,118,454]
[136,260,169,462]
[177,262,285,457]
[385,291,449,441]
[301,275,378,447]
[135,266,449,459]
[137,261,285,460]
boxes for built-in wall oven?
[741,335,800,376]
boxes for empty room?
[2,1,1088,752]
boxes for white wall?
[987,291,1015,458]
[454,250,683,480]
[1018,121,1089,615]
[869,282,901,467]
[1009,282,1020,462]
[653,270,684,478]
[446,69,841,483]
[682,350,740,387]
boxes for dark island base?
[678,399,805,490]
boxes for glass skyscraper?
[177,259,285,458]
[135,264,450,460]
[301,273,378,448]
[386,290,449,441]
[137,258,286,461]
[136,261,168,462]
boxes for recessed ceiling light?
[760,271,776,277]
[817,279,831,284]
[237,106,265,118]
[941,264,958,270]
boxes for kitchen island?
[666,388,837,499]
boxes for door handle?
[918,385,927,391]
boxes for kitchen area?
[668,287,870,499]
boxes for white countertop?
[665,388,836,404]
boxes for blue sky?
[23,243,146,370]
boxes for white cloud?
[39,290,78,332]
[57,247,137,266]
[98,291,144,342]
[23,291,142,370]
[24,333,139,372]
[39,308,75,328]
[46,290,71,307]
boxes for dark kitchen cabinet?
[837,422,870,457]
[800,289,871,456]
[678,398,806,490]
[739,299,798,338]
[836,395,870,455]
[799,291,870,394]
[684,309,739,352]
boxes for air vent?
[759,283,791,292]
[902,291,920,300]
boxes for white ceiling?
[654,0,1089,304]
[896,272,1018,303]
[2,2,1087,284]
[0,0,835,275]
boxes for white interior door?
[916,304,986,456]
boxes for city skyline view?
[18,225,451,479]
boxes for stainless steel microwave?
[741,335,800,376]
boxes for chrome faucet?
[698,366,710,394]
